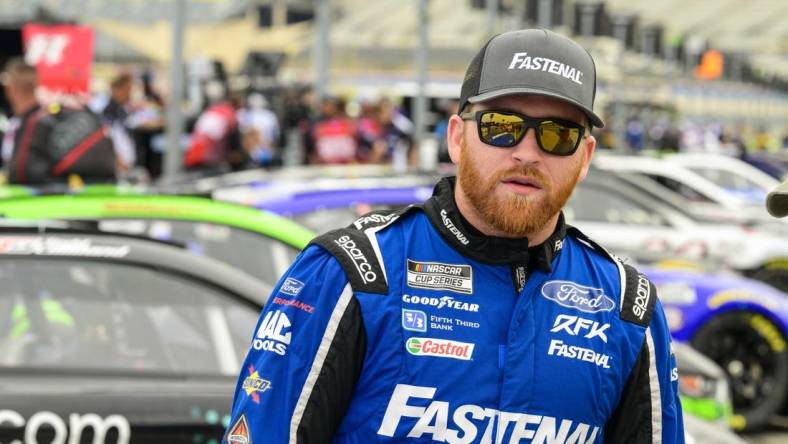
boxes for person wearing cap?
[225,29,683,444]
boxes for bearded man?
[225,29,683,444]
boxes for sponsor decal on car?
[550,314,610,343]
[226,414,251,444]
[279,277,305,297]
[253,310,291,356]
[541,281,615,313]
[547,339,611,369]
[402,309,427,332]
[271,297,315,314]
[378,384,600,442]
[402,294,479,313]
[242,364,272,404]
[405,337,474,360]
[0,237,130,258]
[0,410,130,444]
[406,259,473,294]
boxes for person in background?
[238,92,280,167]
[306,96,358,164]
[184,83,244,174]
[101,72,136,174]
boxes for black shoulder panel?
[620,263,658,328]
[310,228,388,295]
[604,340,653,442]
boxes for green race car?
[0,194,315,285]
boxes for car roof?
[0,228,269,306]
[0,194,315,249]
[593,155,748,208]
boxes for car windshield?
[97,219,300,284]
[567,185,668,226]
[687,167,768,201]
[0,259,259,377]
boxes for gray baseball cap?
[766,180,788,218]
[459,29,604,128]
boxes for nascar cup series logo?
[406,259,473,294]
[406,337,474,360]
[541,280,615,313]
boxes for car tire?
[749,267,788,293]
[691,311,788,431]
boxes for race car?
[0,228,268,443]
[645,265,788,431]
[0,194,314,285]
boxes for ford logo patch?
[541,280,615,313]
[280,277,305,297]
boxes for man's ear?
[577,134,596,182]
[447,114,465,165]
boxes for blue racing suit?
[225,177,684,443]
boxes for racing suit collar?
[424,176,566,269]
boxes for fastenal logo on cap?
[459,28,604,128]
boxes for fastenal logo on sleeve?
[407,259,473,294]
[541,281,615,313]
[406,337,474,360]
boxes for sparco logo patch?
[253,310,291,356]
[334,235,377,283]
[541,281,615,313]
[378,384,600,442]
[406,337,474,360]
[407,259,473,294]
[508,52,584,85]
[279,277,305,296]
[633,274,651,320]
[440,209,469,245]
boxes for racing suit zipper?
[511,262,529,294]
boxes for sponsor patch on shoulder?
[406,259,473,294]
[541,280,615,313]
[279,277,305,296]
[226,414,251,444]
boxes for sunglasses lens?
[479,112,525,147]
[538,121,581,155]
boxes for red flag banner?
[22,24,94,94]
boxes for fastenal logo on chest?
[541,281,615,313]
[378,384,600,443]
[407,259,473,294]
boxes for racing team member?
[226,29,683,443]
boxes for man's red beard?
[457,138,583,238]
